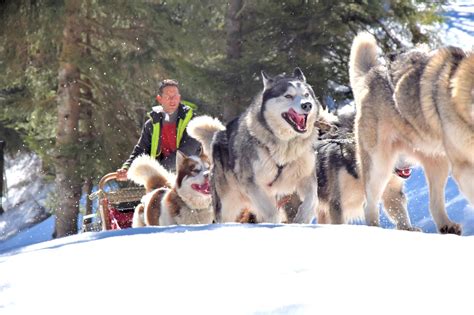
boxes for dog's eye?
[285,95,294,100]
[304,93,310,98]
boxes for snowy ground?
[0,224,472,315]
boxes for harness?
[251,136,286,187]
[268,164,285,187]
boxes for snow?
[1,224,472,315]
[441,0,474,50]
[0,153,52,242]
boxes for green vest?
[150,108,194,158]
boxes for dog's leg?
[328,198,344,224]
[294,175,318,223]
[247,184,281,223]
[132,203,145,228]
[362,149,395,227]
[420,155,462,235]
[382,175,420,231]
[327,182,343,224]
[144,192,162,226]
[451,163,474,206]
[212,182,223,223]
[317,210,330,224]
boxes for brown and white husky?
[128,151,213,226]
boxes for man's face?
[157,86,181,114]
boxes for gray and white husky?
[188,68,326,223]
[350,32,473,234]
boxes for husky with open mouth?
[128,151,213,226]
[189,68,324,223]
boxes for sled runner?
[84,172,145,231]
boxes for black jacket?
[122,103,200,172]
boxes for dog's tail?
[451,51,474,124]
[349,32,379,93]
[187,115,226,157]
[128,155,174,193]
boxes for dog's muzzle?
[301,102,312,112]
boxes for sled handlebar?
[98,172,118,190]
[98,172,118,230]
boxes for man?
[117,79,200,180]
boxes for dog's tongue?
[395,168,412,179]
[192,181,211,194]
[288,108,306,130]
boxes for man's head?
[156,79,181,114]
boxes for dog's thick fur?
[192,68,324,223]
[350,32,473,234]
[315,109,419,231]
[128,152,213,226]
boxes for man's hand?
[116,168,128,181]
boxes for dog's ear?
[197,144,207,159]
[176,150,187,169]
[261,70,273,90]
[293,67,306,83]
[321,98,327,110]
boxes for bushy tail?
[187,115,226,157]
[451,52,474,124]
[128,155,174,193]
[349,32,379,94]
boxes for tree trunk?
[54,0,82,238]
[223,0,244,121]
[0,140,4,215]
[81,6,95,221]
[226,0,243,60]
[81,79,94,219]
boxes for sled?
[84,172,145,231]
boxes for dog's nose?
[301,102,312,112]
[203,170,210,178]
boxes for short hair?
[158,79,179,95]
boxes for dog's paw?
[263,213,282,224]
[396,223,421,232]
[403,226,422,232]
[439,223,462,235]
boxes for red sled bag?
[107,200,140,230]
[85,172,145,231]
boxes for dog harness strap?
[150,122,161,158]
[176,108,193,148]
[251,135,286,187]
[268,164,285,187]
